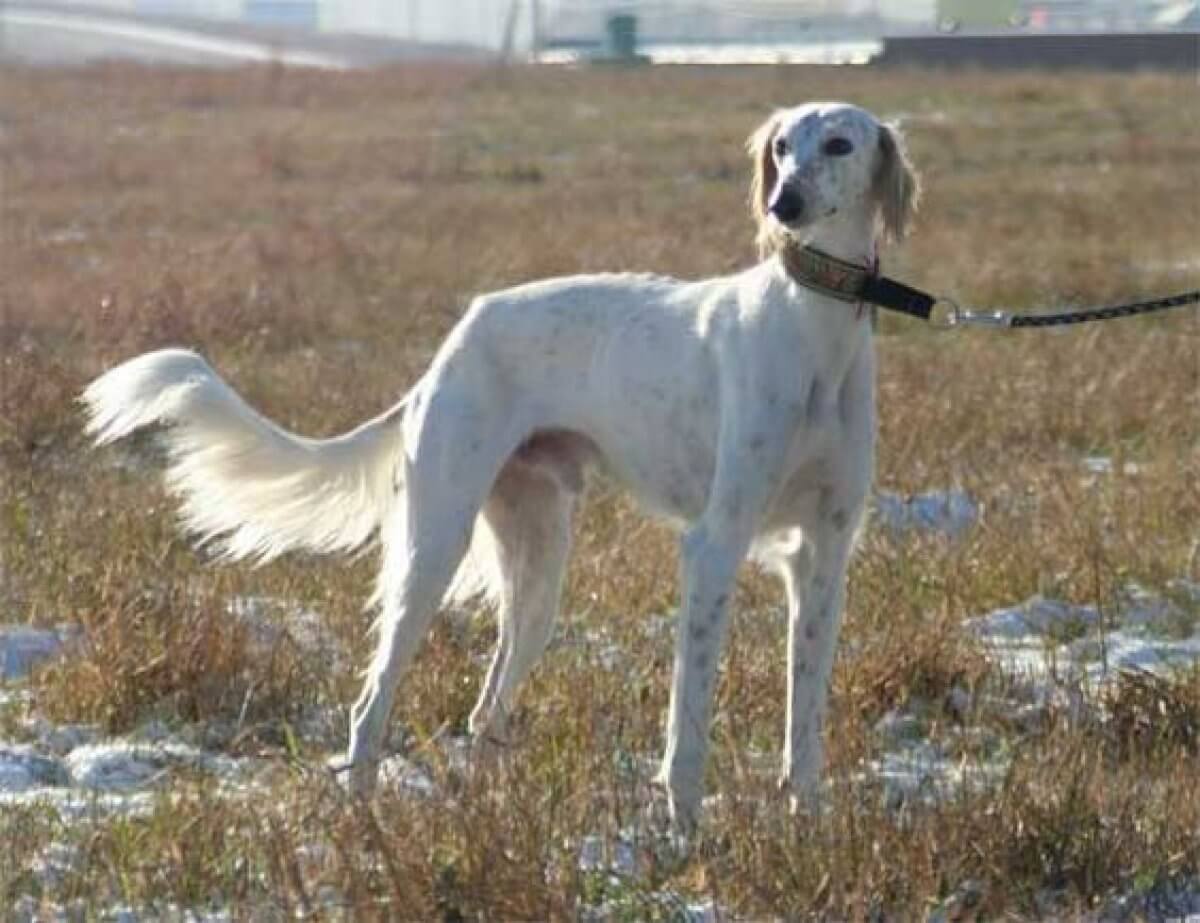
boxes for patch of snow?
[130,718,175,743]
[868,739,948,802]
[973,597,1103,641]
[552,626,626,671]
[9,896,39,923]
[968,596,1102,678]
[1097,877,1200,921]
[45,226,90,246]
[66,744,164,791]
[439,733,472,775]
[579,888,721,923]
[10,898,239,923]
[0,786,157,820]
[682,901,720,923]
[866,738,1007,807]
[291,704,343,748]
[26,719,100,755]
[377,754,437,798]
[0,625,77,681]
[969,581,1200,689]
[29,841,82,891]
[65,739,242,791]
[873,489,979,539]
[1002,700,1049,733]
[1069,630,1200,676]
[225,595,328,657]
[0,687,30,710]
[611,747,661,783]
[1082,455,1142,477]
[639,612,677,640]
[577,832,638,876]
[0,743,69,791]
[872,708,923,744]
[927,879,985,923]
[1121,580,1200,631]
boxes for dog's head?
[748,103,920,258]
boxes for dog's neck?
[797,211,878,269]
[773,212,879,306]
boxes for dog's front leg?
[658,375,798,830]
[659,523,745,831]
[779,507,860,805]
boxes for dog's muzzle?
[768,185,805,226]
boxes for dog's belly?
[593,423,717,524]
[509,421,714,525]
[583,330,721,524]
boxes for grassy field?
[1,61,1198,919]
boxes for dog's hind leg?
[468,458,576,748]
[345,386,513,796]
[346,504,475,796]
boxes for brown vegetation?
[1,61,1197,918]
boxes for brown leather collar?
[779,244,937,322]
[779,245,875,303]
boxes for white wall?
[877,0,937,22]
[319,0,534,51]
[40,0,539,51]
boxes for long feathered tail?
[81,348,408,563]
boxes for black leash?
[860,275,1200,330]
[932,289,1200,329]
[783,245,1200,329]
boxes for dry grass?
[1,61,1198,918]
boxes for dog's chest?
[781,373,844,475]
[780,321,873,469]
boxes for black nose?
[768,186,804,224]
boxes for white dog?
[82,102,918,829]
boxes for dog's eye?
[823,137,854,157]
[773,136,789,158]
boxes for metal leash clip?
[930,297,1013,329]
[929,297,962,329]
[957,309,1013,328]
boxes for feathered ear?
[873,122,920,244]
[747,111,783,257]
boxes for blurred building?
[98,0,539,51]
[536,0,1192,48]
[318,0,535,52]
[934,0,1176,30]
[23,0,1196,54]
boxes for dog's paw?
[776,770,829,818]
